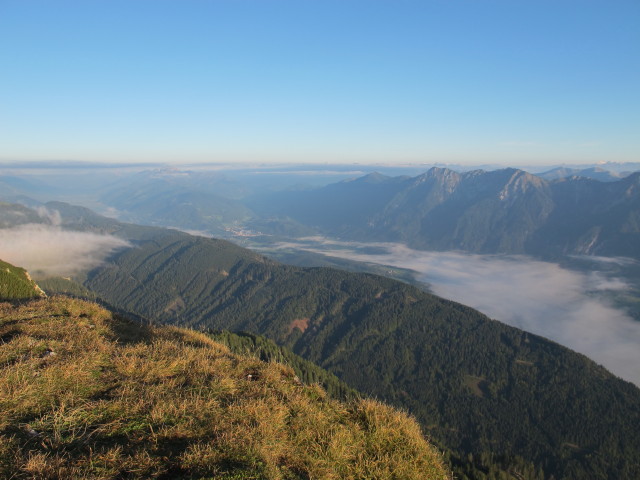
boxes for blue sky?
[1,0,638,165]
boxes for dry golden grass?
[0,297,450,479]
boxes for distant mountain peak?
[411,167,462,186]
[496,168,544,200]
[348,171,390,184]
[424,166,460,177]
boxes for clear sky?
[1,0,638,165]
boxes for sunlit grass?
[0,297,450,479]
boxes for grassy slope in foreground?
[0,297,450,480]
[209,330,358,401]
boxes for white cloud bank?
[274,239,640,386]
[0,224,130,278]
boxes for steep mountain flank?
[209,330,358,400]
[249,168,640,259]
[367,168,554,252]
[247,171,411,234]
[529,172,640,258]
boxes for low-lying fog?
[273,238,640,386]
[0,224,130,278]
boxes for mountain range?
[537,166,632,182]
[2,165,640,262]
[249,167,640,259]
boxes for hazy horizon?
[1,159,639,176]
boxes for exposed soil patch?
[164,297,185,314]
[515,359,534,366]
[289,318,310,334]
[562,443,581,450]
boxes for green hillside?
[76,228,640,479]
[0,296,450,479]
[0,259,45,301]
[36,276,97,300]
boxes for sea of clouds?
[273,238,640,386]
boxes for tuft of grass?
[0,297,450,479]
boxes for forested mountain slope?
[0,201,44,227]
[84,243,640,478]
[0,259,45,301]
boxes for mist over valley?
[260,237,640,385]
